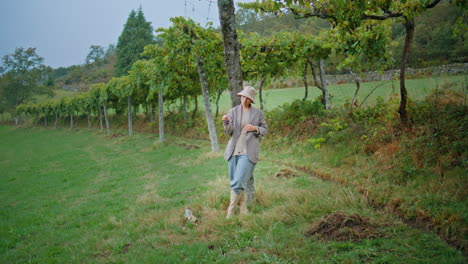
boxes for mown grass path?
[0,126,464,263]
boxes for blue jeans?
[228,155,255,194]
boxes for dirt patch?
[109,133,125,139]
[174,142,200,150]
[305,212,379,242]
[275,168,298,178]
[94,250,112,260]
[120,243,132,254]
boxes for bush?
[267,98,325,140]
[406,88,468,170]
[349,96,400,153]
[308,118,349,149]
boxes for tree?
[291,33,330,104]
[89,83,111,135]
[143,44,174,141]
[325,20,395,113]
[115,7,154,77]
[86,45,105,64]
[218,0,244,107]
[88,85,104,131]
[403,2,467,67]
[0,47,52,114]
[157,17,221,152]
[60,97,78,130]
[105,44,116,59]
[242,0,454,123]
[109,76,136,136]
[140,58,166,142]
[50,100,60,128]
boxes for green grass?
[34,89,78,104]
[209,75,467,114]
[0,126,464,263]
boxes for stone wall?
[61,85,84,92]
[325,63,468,85]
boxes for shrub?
[406,88,468,171]
[267,98,325,140]
[351,96,400,154]
[308,118,349,149]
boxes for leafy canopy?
[115,7,154,77]
[0,47,53,111]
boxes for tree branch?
[284,0,442,22]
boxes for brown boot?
[239,191,248,215]
[226,190,242,219]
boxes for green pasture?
[35,89,78,103]
[0,126,464,263]
[196,75,467,114]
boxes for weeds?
[262,82,467,254]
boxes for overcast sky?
[0,0,252,69]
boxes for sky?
[0,0,252,69]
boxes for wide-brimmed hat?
[237,86,256,104]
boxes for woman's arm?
[253,111,267,137]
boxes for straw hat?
[237,86,256,104]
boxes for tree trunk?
[182,95,187,120]
[318,59,331,110]
[98,106,103,131]
[398,18,415,124]
[259,75,266,110]
[309,59,323,90]
[70,113,74,129]
[215,89,223,118]
[218,0,243,107]
[348,68,361,114]
[351,79,361,113]
[303,60,309,100]
[192,96,198,120]
[149,102,155,123]
[158,88,164,143]
[128,95,133,136]
[54,111,58,128]
[103,104,110,135]
[34,112,38,127]
[197,57,219,152]
[15,115,19,126]
[44,115,47,128]
[87,112,91,128]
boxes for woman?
[222,86,267,218]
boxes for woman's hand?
[244,124,257,132]
[222,115,229,121]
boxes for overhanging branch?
[283,0,442,22]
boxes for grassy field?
[195,75,467,114]
[0,126,464,263]
[35,89,78,103]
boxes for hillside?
[53,55,116,93]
